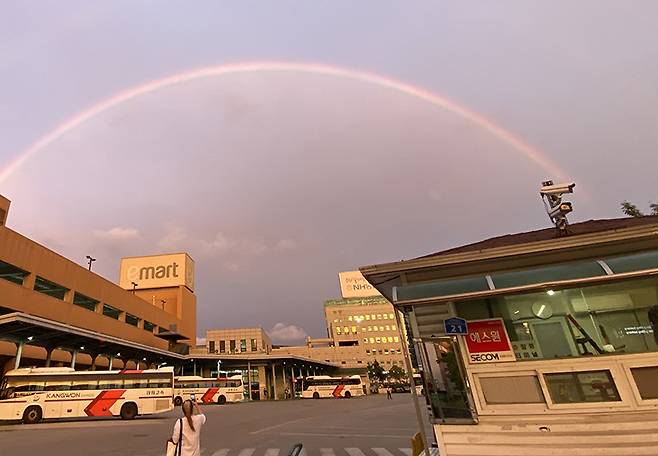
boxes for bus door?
[415,337,476,423]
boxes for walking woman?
[168,399,206,456]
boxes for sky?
[1,1,657,343]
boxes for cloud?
[158,224,187,249]
[275,239,298,250]
[269,323,308,343]
[93,226,140,241]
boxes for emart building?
[0,195,333,398]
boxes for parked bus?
[0,366,174,424]
[173,375,243,405]
[301,375,364,399]
[413,373,424,396]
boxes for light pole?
[131,282,138,294]
[161,299,166,310]
[86,256,96,271]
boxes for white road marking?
[237,449,255,456]
[264,449,281,456]
[211,450,230,456]
[345,449,366,456]
[372,449,395,456]
[320,449,336,456]
[281,432,409,439]
[399,449,413,456]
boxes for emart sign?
[119,253,195,291]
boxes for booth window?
[219,340,226,353]
[102,304,121,320]
[544,370,621,403]
[479,376,545,404]
[0,260,28,285]
[630,366,658,400]
[73,292,99,312]
[209,340,216,353]
[240,339,247,352]
[34,276,68,300]
[251,339,257,351]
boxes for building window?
[365,315,371,320]
[376,337,381,343]
[219,340,226,353]
[348,316,353,321]
[102,304,121,320]
[545,370,621,403]
[389,314,395,319]
[34,276,68,300]
[631,367,658,400]
[383,314,388,320]
[72,292,99,312]
[230,340,236,353]
[240,339,247,352]
[0,260,28,285]
[336,327,342,335]
[209,340,216,353]
[373,326,378,332]
[394,336,399,343]
[379,326,384,332]
[251,339,257,351]
[366,349,371,355]
[144,321,156,332]
[387,337,393,343]
[343,326,349,333]
[351,326,357,333]
[125,313,139,327]
[369,337,375,343]
[392,325,397,331]
[364,338,368,344]
[377,314,382,320]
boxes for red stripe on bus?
[201,388,219,404]
[119,370,143,374]
[332,385,345,397]
[84,390,126,416]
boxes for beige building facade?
[202,328,273,355]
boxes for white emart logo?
[127,262,180,282]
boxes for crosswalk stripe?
[237,449,255,456]
[320,449,336,456]
[210,450,230,456]
[399,449,412,456]
[372,449,395,456]
[345,449,366,456]
[264,449,281,456]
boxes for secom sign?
[119,253,195,291]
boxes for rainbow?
[0,61,568,183]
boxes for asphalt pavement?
[0,394,431,456]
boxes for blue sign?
[444,317,468,335]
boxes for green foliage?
[387,364,406,381]
[621,200,658,217]
[367,360,386,383]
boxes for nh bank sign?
[119,253,195,291]
[339,271,382,299]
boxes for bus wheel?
[120,402,138,420]
[174,396,183,406]
[344,391,352,398]
[312,392,320,399]
[217,395,227,405]
[23,406,42,424]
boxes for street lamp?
[131,282,138,293]
[86,255,96,271]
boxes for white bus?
[174,375,243,405]
[301,375,364,399]
[0,366,174,424]
[413,373,424,396]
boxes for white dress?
[172,414,207,456]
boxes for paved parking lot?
[0,394,430,456]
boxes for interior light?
[27,336,34,341]
[546,290,556,296]
[513,310,520,315]
[80,346,85,350]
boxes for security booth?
[361,216,658,456]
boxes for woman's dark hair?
[182,400,195,431]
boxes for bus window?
[99,379,123,390]
[44,381,72,391]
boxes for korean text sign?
[464,318,516,363]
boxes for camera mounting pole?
[540,180,576,236]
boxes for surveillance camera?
[540,182,575,195]
[548,202,573,219]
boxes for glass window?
[336,327,342,335]
[384,349,389,355]
[240,339,247,352]
[603,250,658,274]
[392,325,397,331]
[387,337,393,343]
[0,260,28,285]
[230,340,236,353]
[385,325,390,331]
[44,381,72,391]
[34,276,68,300]
[389,314,395,319]
[376,337,381,343]
[379,326,384,332]
[125,313,139,326]
[369,337,375,343]
[343,326,349,333]
[454,275,658,361]
[219,340,226,353]
[394,336,399,343]
[545,370,621,403]
[371,314,376,320]
[383,314,388,320]
[373,326,378,332]
[351,326,357,333]
[491,261,606,289]
[348,316,353,321]
[363,338,368,344]
[365,315,371,320]
[102,304,121,320]
[366,349,371,355]
[251,339,257,351]
[144,321,156,332]
[73,292,99,312]
[631,367,658,400]
[377,314,382,320]
[99,379,123,390]
[72,381,98,390]
[209,340,216,353]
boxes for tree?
[387,365,406,382]
[621,200,658,217]
[367,360,386,383]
